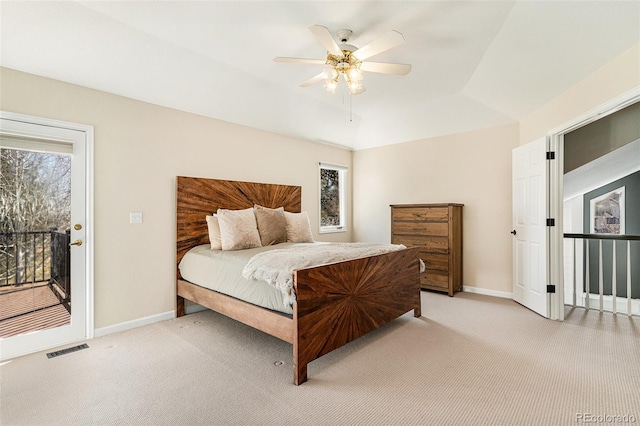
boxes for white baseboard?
[94,310,175,338]
[463,286,513,299]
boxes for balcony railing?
[0,229,70,302]
[0,229,71,338]
[563,233,639,316]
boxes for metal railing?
[564,233,639,316]
[0,229,70,301]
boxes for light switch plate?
[130,212,143,224]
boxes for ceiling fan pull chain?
[350,93,353,123]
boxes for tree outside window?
[319,163,347,233]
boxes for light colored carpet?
[1,292,639,425]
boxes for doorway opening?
[547,88,640,320]
[1,148,73,337]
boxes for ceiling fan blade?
[273,57,327,65]
[352,30,405,61]
[300,72,326,87]
[309,25,343,57]
[360,61,412,75]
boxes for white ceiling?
[1,1,639,150]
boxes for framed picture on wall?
[590,186,625,235]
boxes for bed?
[176,176,421,385]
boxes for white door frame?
[546,87,640,321]
[0,110,94,356]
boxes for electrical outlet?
[130,212,143,224]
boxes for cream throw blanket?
[242,242,407,307]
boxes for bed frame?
[176,176,421,385]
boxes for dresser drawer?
[392,221,448,237]
[393,235,449,253]
[392,207,448,222]
[421,270,449,289]
[421,252,449,272]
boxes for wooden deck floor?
[0,283,70,338]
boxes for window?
[319,162,347,233]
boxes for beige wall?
[0,67,352,329]
[520,43,640,145]
[352,124,520,295]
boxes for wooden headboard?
[176,176,302,273]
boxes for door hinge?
[546,218,555,226]
[547,285,556,293]
[546,151,555,160]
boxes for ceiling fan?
[274,25,411,95]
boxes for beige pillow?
[253,205,287,246]
[284,211,314,243]
[205,215,222,250]
[216,208,262,250]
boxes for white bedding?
[179,243,314,315]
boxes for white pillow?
[216,208,262,250]
[205,215,222,250]
[284,211,314,243]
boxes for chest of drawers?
[390,204,463,296]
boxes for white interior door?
[0,113,92,360]
[512,137,549,317]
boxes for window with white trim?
[319,162,347,233]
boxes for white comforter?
[242,242,406,307]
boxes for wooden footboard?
[293,247,421,385]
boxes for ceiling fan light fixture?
[336,61,350,72]
[348,66,362,81]
[324,78,338,94]
[323,67,338,80]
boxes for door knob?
[511,230,517,235]
[69,239,83,247]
